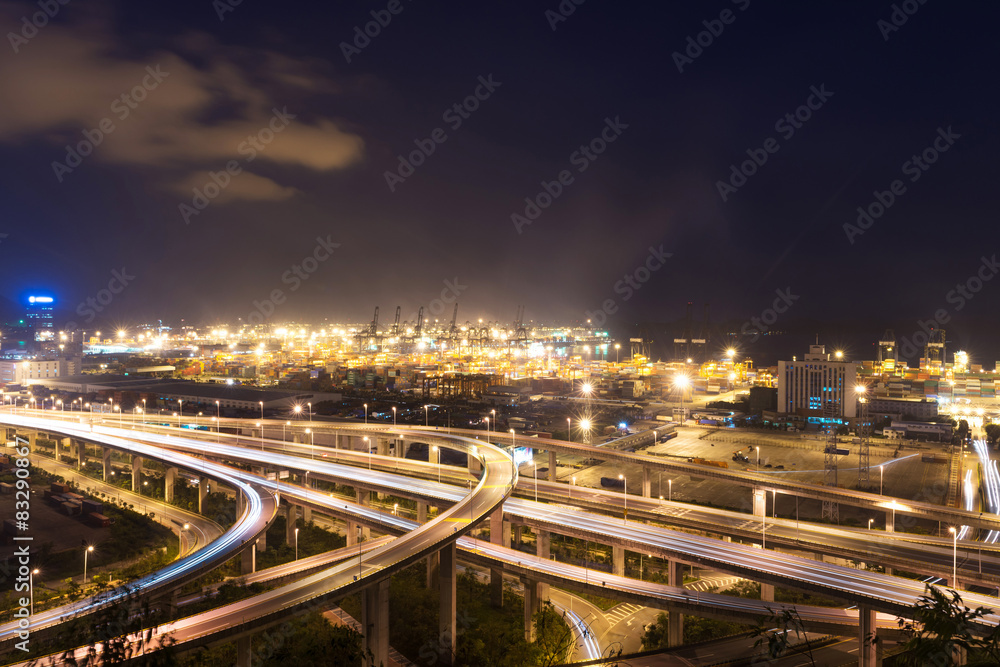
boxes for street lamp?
[179,523,190,555]
[949,526,957,584]
[756,446,760,470]
[880,465,884,495]
[571,475,576,499]
[567,417,571,442]
[295,527,299,561]
[618,474,627,523]
[615,343,620,364]
[424,405,429,427]
[259,401,264,422]
[365,436,371,470]
[868,518,874,531]
[531,460,538,504]
[256,422,263,451]
[668,479,672,502]
[294,405,302,419]
[83,545,94,583]
[29,568,39,616]
[308,402,312,422]
[392,406,396,427]
[363,403,368,426]
[306,428,313,460]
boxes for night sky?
[0,1,997,360]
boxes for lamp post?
[295,527,299,561]
[179,523,189,556]
[484,417,490,443]
[868,518,874,531]
[363,403,368,426]
[306,428,313,460]
[256,422,263,451]
[424,405,429,427]
[571,475,576,499]
[618,474,627,523]
[668,479,672,502]
[29,568,39,616]
[949,526,958,584]
[83,545,94,583]
[532,460,538,504]
[756,446,760,470]
[308,402,312,422]
[567,417,571,442]
[365,436,371,470]
[615,343,620,364]
[392,406,396,428]
[177,399,182,426]
[880,465,884,495]
[259,401,264,422]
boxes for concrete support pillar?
[439,543,457,665]
[426,551,439,588]
[536,530,551,602]
[753,488,766,517]
[198,477,208,514]
[666,559,684,646]
[642,466,651,498]
[241,545,255,574]
[490,507,505,608]
[302,505,312,523]
[468,450,481,475]
[859,605,879,667]
[74,440,83,470]
[418,502,428,523]
[512,524,522,547]
[347,520,358,546]
[102,447,112,482]
[668,560,683,587]
[761,583,774,601]
[131,456,143,492]
[256,532,266,552]
[285,505,296,546]
[362,579,390,667]
[886,510,894,533]
[667,610,683,648]
[236,636,251,667]
[548,450,557,482]
[57,437,68,461]
[613,546,625,577]
[521,576,541,642]
[165,467,177,503]
[27,432,36,453]
[377,438,389,457]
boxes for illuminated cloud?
[0,3,364,201]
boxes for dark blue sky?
[0,0,997,361]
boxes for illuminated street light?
[29,568,39,616]
[363,403,368,426]
[83,545,94,583]
[615,343,621,364]
[949,526,957,584]
[179,523,190,556]
[618,474,627,524]
[295,527,299,561]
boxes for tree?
[30,584,176,666]
[896,585,1000,665]
[750,606,817,666]
[984,424,1000,448]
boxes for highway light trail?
[972,439,1000,543]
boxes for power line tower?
[857,386,871,491]
[822,399,840,523]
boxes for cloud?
[0,2,364,199]
[173,171,300,204]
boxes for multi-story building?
[0,357,80,385]
[777,344,858,422]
